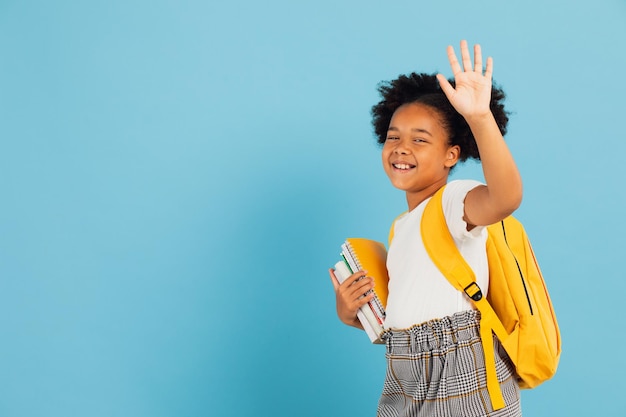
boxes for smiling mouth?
[392,163,416,170]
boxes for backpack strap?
[387,212,407,247]
[388,221,396,247]
[421,186,509,411]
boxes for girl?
[329,41,523,417]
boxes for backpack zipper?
[500,221,534,315]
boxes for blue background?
[1,0,625,416]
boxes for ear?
[444,145,460,168]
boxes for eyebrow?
[387,126,433,136]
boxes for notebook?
[334,238,389,344]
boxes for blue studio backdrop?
[1,0,625,416]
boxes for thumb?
[328,268,340,291]
[436,73,455,100]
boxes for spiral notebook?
[334,238,389,344]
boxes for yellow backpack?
[390,186,561,410]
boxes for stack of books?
[333,238,389,344]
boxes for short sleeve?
[442,179,486,240]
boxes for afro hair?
[371,73,509,163]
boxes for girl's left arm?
[437,40,523,226]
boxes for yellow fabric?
[385,187,561,409]
[345,238,389,308]
[417,186,561,410]
[387,212,405,247]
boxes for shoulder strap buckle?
[464,282,483,301]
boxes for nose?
[393,138,410,154]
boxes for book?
[333,238,389,344]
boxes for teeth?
[394,163,412,170]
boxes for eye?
[385,135,399,142]
[413,137,427,143]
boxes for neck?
[405,179,448,211]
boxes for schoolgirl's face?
[382,102,459,208]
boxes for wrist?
[342,316,363,329]
[464,111,494,126]
[351,319,364,330]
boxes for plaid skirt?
[377,310,521,417]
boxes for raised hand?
[436,40,493,120]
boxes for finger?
[354,291,375,308]
[484,56,494,80]
[473,43,483,73]
[343,284,374,309]
[446,45,462,76]
[344,270,368,286]
[341,273,371,292]
[436,73,455,99]
[336,271,369,296]
[460,40,472,72]
[338,272,370,294]
[347,277,374,300]
[329,268,340,290]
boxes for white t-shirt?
[383,180,489,330]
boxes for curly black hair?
[371,73,509,163]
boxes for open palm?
[437,40,493,118]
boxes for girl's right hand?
[328,268,375,329]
